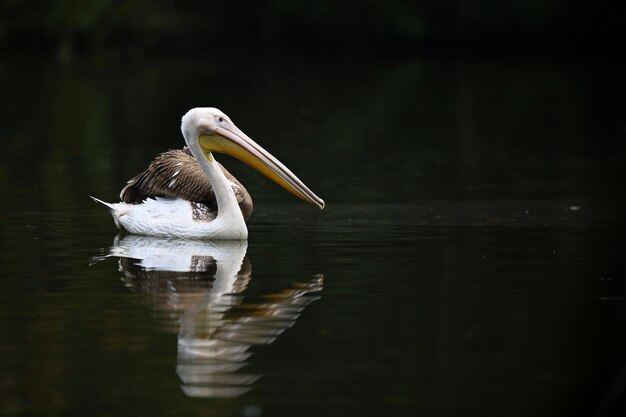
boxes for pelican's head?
[181,107,325,209]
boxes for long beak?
[198,126,325,209]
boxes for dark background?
[1,0,625,206]
[1,0,625,59]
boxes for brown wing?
[120,147,253,220]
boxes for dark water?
[0,55,625,416]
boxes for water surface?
[0,55,624,416]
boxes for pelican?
[92,107,325,239]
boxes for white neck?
[184,132,242,223]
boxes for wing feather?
[120,148,253,220]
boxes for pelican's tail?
[90,196,116,210]
[90,196,130,232]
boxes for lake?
[0,54,624,416]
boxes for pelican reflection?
[97,235,322,398]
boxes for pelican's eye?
[218,117,225,123]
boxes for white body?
[94,196,248,240]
